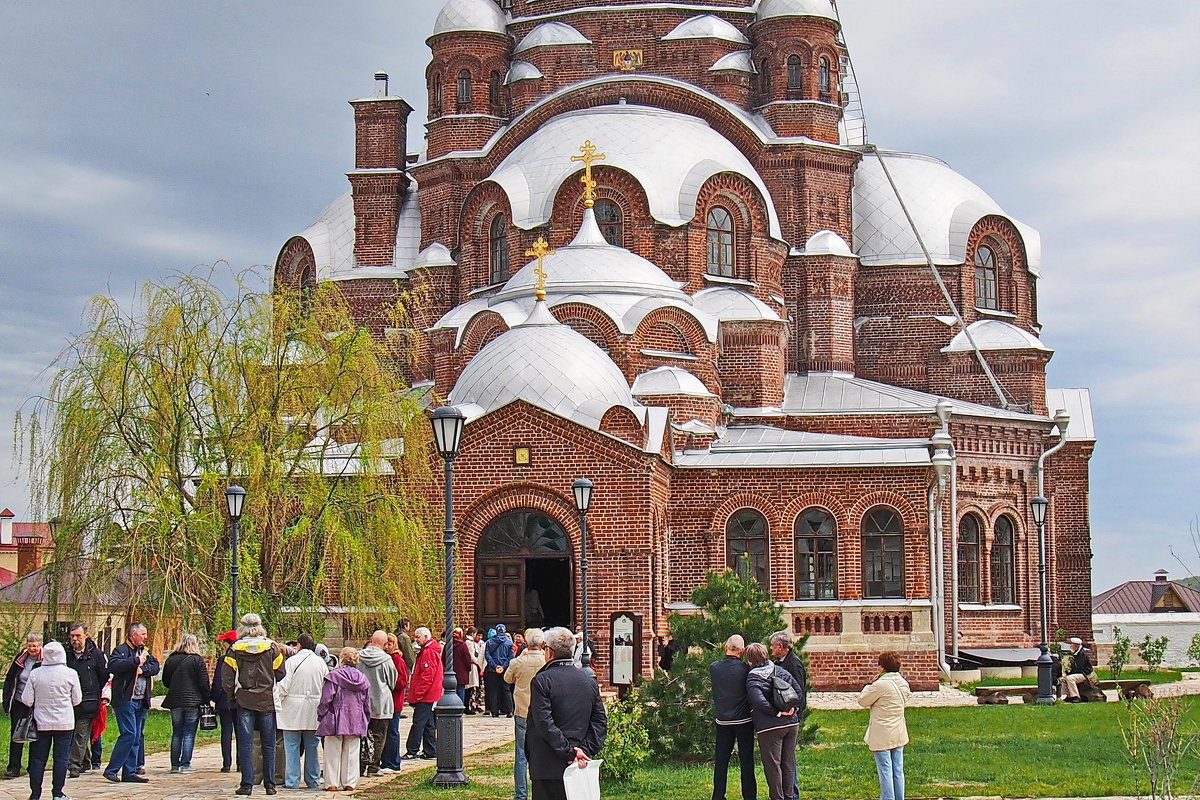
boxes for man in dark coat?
[65,622,109,778]
[1061,637,1097,702]
[526,626,607,800]
[770,630,808,800]
[710,634,756,800]
[104,622,160,784]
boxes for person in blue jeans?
[162,633,211,773]
[104,622,159,784]
[503,628,546,800]
[857,651,911,800]
[222,613,286,796]
[22,641,81,800]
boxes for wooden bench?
[974,679,1152,704]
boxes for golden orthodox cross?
[525,236,556,300]
[570,139,606,208]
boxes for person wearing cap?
[484,624,514,718]
[1060,637,1098,703]
[211,630,239,773]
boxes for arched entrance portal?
[475,510,573,633]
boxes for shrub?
[1110,626,1131,680]
[1050,627,1068,658]
[600,693,650,784]
[1139,635,1170,670]
[1187,632,1200,667]
[1121,696,1200,800]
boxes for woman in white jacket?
[21,641,81,800]
[857,651,911,800]
[276,633,330,790]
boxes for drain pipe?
[1034,409,1071,639]
[931,400,960,666]
[926,480,948,677]
[930,408,954,678]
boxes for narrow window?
[974,245,998,310]
[594,199,622,247]
[489,70,502,110]
[489,214,509,284]
[457,69,472,111]
[862,507,904,599]
[991,516,1016,604]
[795,508,836,600]
[958,515,981,603]
[706,206,735,277]
[432,73,443,114]
[818,57,831,94]
[759,59,771,96]
[727,510,768,592]
[787,55,803,91]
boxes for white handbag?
[562,758,603,800]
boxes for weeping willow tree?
[16,266,441,638]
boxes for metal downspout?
[950,449,959,664]
[1034,410,1071,641]
[928,482,948,676]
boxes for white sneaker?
[377,767,395,774]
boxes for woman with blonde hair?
[858,651,911,800]
[162,633,211,774]
[317,647,372,791]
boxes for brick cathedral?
[273,0,1095,690]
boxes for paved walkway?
[0,714,514,800]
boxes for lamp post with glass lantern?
[430,405,468,786]
[572,477,594,678]
[225,484,246,631]
[1030,495,1053,703]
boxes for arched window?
[974,245,998,310]
[818,57,831,94]
[726,510,768,591]
[787,55,803,91]
[759,59,770,96]
[795,508,836,600]
[432,73,443,114]
[298,263,316,313]
[457,69,472,111]
[991,516,1016,604]
[594,199,622,247]
[706,206,735,277]
[488,71,502,109]
[489,214,509,284]
[862,507,904,599]
[958,515,981,603]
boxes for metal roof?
[853,150,1042,275]
[709,51,756,74]
[691,286,781,322]
[1045,388,1095,441]
[1093,580,1200,614]
[755,0,837,22]
[675,425,930,468]
[514,21,591,53]
[632,366,714,397]
[942,319,1052,353]
[664,14,750,44]
[505,61,543,84]
[297,180,422,281]
[432,0,508,37]
[486,104,784,239]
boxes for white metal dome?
[756,0,837,22]
[692,287,781,322]
[431,0,507,36]
[632,366,714,397]
[449,301,637,428]
[941,320,1052,353]
[663,15,749,44]
[505,61,543,84]
[513,21,591,54]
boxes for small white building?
[1092,570,1200,668]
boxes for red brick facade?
[273,0,1093,692]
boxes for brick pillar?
[347,76,413,267]
[794,240,857,373]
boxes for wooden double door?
[475,510,573,633]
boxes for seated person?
[1059,637,1098,702]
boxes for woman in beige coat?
[857,651,911,800]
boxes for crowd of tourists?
[1,616,608,800]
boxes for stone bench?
[974,678,1152,704]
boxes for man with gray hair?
[504,628,546,800]
[710,634,755,800]
[356,630,397,775]
[223,612,286,796]
[526,627,606,800]
[769,629,808,800]
[104,622,159,784]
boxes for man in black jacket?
[1061,637,1097,702]
[710,634,756,800]
[104,622,159,784]
[770,630,808,800]
[65,622,109,778]
[526,627,607,800]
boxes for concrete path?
[0,713,514,800]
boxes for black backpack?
[771,666,801,712]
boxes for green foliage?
[1121,697,1200,800]
[601,693,650,785]
[1139,635,1171,670]
[1187,633,1200,667]
[15,266,441,635]
[1050,627,1068,658]
[1110,626,1132,680]
[639,570,818,764]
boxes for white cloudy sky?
[1,2,1197,592]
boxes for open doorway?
[476,509,573,633]
[524,557,571,629]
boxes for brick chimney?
[0,509,12,546]
[348,72,414,267]
[16,532,43,577]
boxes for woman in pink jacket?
[316,648,372,791]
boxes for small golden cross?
[525,236,556,300]
[570,139,606,208]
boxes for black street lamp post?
[572,477,594,678]
[430,405,468,786]
[1030,495,1053,704]
[225,485,246,632]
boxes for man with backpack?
[770,631,808,800]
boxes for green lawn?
[364,701,1200,799]
[0,709,222,759]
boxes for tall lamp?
[1030,495,1053,704]
[225,484,246,632]
[572,477,594,678]
[430,405,468,786]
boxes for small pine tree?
[639,571,818,763]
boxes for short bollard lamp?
[1030,495,1053,704]
[430,405,468,785]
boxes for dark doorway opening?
[525,557,571,629]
